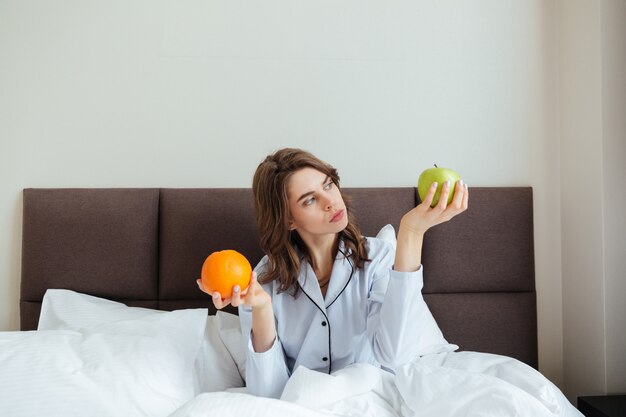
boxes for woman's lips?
[331,209,345,223]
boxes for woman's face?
[286,167,349,243]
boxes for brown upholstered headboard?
[20,187,537,368]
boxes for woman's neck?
[301,233,339,278]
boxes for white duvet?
[3,290,581,417]
[169,351,583,417]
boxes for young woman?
[198,148,469,398]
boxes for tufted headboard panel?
[20,187,537,368]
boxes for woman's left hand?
[400,179,469,236]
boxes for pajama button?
[321,321,327,326]
[322,357,328,361]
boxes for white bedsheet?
[170,351,583,417]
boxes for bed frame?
[20,187,537,368]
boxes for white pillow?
[0,308,206,417]
[196,311,246,391]
[375,224,458,357]
[38,289,162,329]
[216,310,247,382]
[38,289,246,392]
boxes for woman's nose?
[323,196,335,210]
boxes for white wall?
[1,0,622,400]
[559,0,626,401]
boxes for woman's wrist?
[251,300,276,353]
[252,299,272,312]
[394,226,424,272]
[398,216,427,237]
[397,222,425,243]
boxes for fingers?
[422,182,438,208]
[196,272,265,314]
[401,179,469,235]
[443,180,468,220]
[196,280,234,310]
[240,272,257,308]
[196,279,209,294]
[214,285,243,309]
[242,271,257,296]
[212,292,230,309]
[435,181,452,210]
[450,180,465,209]
[198,271,258,310]
[231,284,242,306]
[461,183,469,211]
[433,179,468,219]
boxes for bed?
[2,187,581,416]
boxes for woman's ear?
[287,216,296,230]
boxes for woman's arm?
[199,272,276,351]
[230,272,277,352]
[199,269,289,398]
[249,297,276,352]
[367,180,468,368]
[394,179,468,272]
[239,298,290,399]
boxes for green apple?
[418,165,461,207]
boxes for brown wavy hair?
[252,148,369,296]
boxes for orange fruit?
[201,250,252,298]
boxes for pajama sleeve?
[238,305,290,398]
[237,257,291,399]
[366,241,449,369]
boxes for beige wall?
[559,0,606,400]
[0,0,623,401]
[559,0,626,401]
[602,0,626,394]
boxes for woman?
[198,148,468,398]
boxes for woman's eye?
[304,197,315,206]
[324,182,333,190]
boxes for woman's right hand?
[199,271,276,353]
[196,271,271,311]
